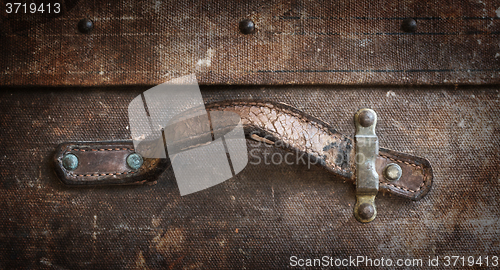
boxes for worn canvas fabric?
[1,86,499,269]
[1,0,500,86]
[1,0,499,269]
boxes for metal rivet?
[401,18,417,33]
[358,203,375,220]
[384,163,402,181]
[78,18,93,34]
[126,153,143,170]
[239,19,255,35]
[358,110,375,127]
[62,154,78,171]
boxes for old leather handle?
[54,100,433,200]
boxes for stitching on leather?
[383,174,426,193]
[71,147,132,152]
[75,171,136,177]
[65,147,135,177]
[379,154,421,169]
[379,154,426,193]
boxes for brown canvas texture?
[1,0,500,269]
[1,86,499,269]
[1,0,500,86]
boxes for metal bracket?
[354,109,379,223]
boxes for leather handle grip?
[54,100,433,200]
[207,100,433,200]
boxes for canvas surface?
[0,86,499,269]
[1,0,500,86]
[1,0,500,269]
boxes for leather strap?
[54,142,168,186]
[54,100,432,200]
[206,100,432,200]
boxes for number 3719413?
[5,3,60,14]
[443,256,498,267]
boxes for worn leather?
[206,100,432,200]
[54,142,168,186]
[55,100,432,200]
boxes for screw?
[384,163,402,181]
[239,19,255,35]
[358,203,375,220]
[127,153,143,170]
[401,18,417,33]
[78,18,93,34]
[62,154,78,171]
[358,110,375,127]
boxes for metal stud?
[239,19,255,35]
[78,18,93,34]
[384,163,402,181]
[62,154,78,171]
[401,18,417,33]
[126,153,143,170]
[357,203,375,220]
[358,110,375,127]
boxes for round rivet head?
[126,153,143,170]
[239,19,255,35]
[62,154,78,171]
[358,110,375,127]
[78,18,93,34]
[384,163,403,181]
[358,203,375,220]
[401,18,417,33]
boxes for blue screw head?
[62,153,78,171]
[127,153,143,170]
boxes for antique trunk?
[1,0,499,269]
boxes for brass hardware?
[384,163,402,182]
[354,109,379,223]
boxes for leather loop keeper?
[54,142,168,186]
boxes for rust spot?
[134,251,149,270]
[168,254,186,270]
[154,228,185,257]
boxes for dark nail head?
[78,18,93,34]
[239,19,255,35]
[401,18,417,33]
[358,203,375,220]
[358,110,375,127]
